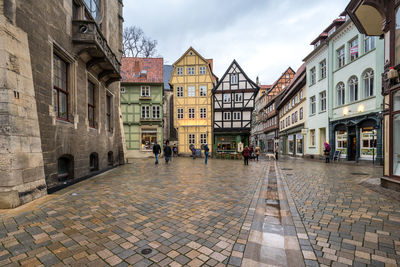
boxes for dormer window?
[328,27,336,37]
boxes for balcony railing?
[72,20,121,86]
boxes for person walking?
[275,145,279,161]
[164,140,172,164]
[204,143,210,165]
[323,142,331,163]
[242,146,250,165]
[249,145,254,161]
[191,145,196,159]
[173,144,178,157]
[255,145,261,161]
[153,141,161,164]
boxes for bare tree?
[123,26,158,58]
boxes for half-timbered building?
[212,60,259,153]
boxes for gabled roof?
[121,58,164,84]
[212,59,260,94]
[163,65,173,90]
[277,63,306,109]
[266,67,295,95]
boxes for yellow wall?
[279,85,307,132]
[170,48,214,154]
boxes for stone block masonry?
[0,16,47,208]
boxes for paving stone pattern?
[278,159,400,267]
[0,158,265,266]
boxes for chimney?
[256,76,259,86]
[134,61,140,77]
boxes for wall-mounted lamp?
[357,105,365,113]
[343,107,350,116]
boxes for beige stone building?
[0,0,125,208]
[278,64,307,156]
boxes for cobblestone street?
[278,158,400,267]
[1,158,400,266]
[0,158,266,267]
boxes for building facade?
[212,60,259,153]
[278,64,307,156]
[121,58,164,158]
[162,65,177,142]
[346,0,400,189]
[0,0,125,208]
[170,47,216,155]
[327,18,384,163]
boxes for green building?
[121,58,164,158]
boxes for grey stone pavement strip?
[0,158,267,267]
[277,158,400,267]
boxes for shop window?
[288,136,294,154]
[394,114,400,176]
[296,134,303,154]
[360,127,377,157]
[107,151,114,166]
[394,90,400,111]
[89,152,99,172]
[363,70,374,98]
[141,130,157,151]
[53,54,69,120]
[336,130,348,155]
[58,155,74,181]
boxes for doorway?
[348,134,357,161]
[319,128,326,155]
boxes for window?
[84,0,101,21]
[200,108,207,118]
[58,155,73,180]
[141,106,150,118]
[320,60,326,79]
[199,86,207,96]
[177,108,183,119]
[396,7,400,65]
[337,47,345,68]
[231,74,238,84]
[106,95,112,131]
[120,87,125,94]
[223,94,231,103]
[89,152,99,172]
[310,67,316,85]
[363,70,374,98]
[188,108,195,118]
[200,134,207,144]
[235,93,243,102]
[337,82,345,106]
[310,130,315,147]
[336,130,348,155]
[328,27,336,36]
[233,112,241,120]
[299,90,303,99]
[310,96,316,115]
[107,151,113,166]
[199,66,206,75]
[177,67,183,75]
[53,54,69,120]
[349,76,358,102]
[319,91,326,112]
[294,95,298,104]
[350,38,359,61]
[364,36,375,53]
[300,107,303,120]
[187,66,195,75]
[141,130,157,151]
[188,86,195,97]
[177,86,183,97]
[88,81,95,128]
[224,112,231,120]
[188,134,195,145]
[141,86,150,97]
[152,106,160,119]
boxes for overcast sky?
[123,0,349,85]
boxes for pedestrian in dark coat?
[323,142,331,163]
[204,144,209,165]
[164,141,172,164]
[242,146,250,165]
[153,141,161,164]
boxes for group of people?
[241,145,264,165]
[152,141,178,164]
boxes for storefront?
[265,132,275,153]
[392,90,400,177]
[141,128,158,151]
[214,133,249,153]
[330,114,382,163]
[279,124,305,156]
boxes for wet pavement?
[0,158,266,267]
[1,157,399,267]
[278,158,400,267]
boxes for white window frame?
[200,108,207,118]
[235,93,243,102]
[141,86,150,97]
[349,38,359,61]
[224,112,231,120]
[188,86,195,97]
[199,85,207,97]
[320,60,326,79]
[363,69,374,98]
[177,108,183,119]
[188,134,195,145]
[223,94,231,103]
[233,111,241,120]
[319,91,326,112]
[310,67,316,85]
[187,66,195,75]
[199,66,206,75]
[152,106,160,119]
[310,96,316,115]
[337,83,345,106]
[337,47,345,68]
[349,76,358,102]
[231,74,238,84]
[177,86,183,97]
[188,108,195,119]
[364,36,375,53]
[177,67,183,75]
[141,106,150,118]
[200,133,207,144]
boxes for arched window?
[336,82,345,106]
[363,70,374,98]
[90,152,99,171]
[107,151,114,166]
[58,155,74,181]
[348,76,358,102]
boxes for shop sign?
[296,133,303,139]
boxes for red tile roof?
[121,58,164,84]
[261,85,272,90]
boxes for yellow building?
[170,47,216,154]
